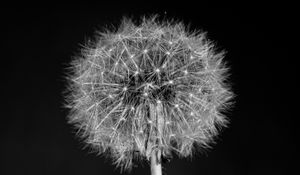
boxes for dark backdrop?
[3,3,296,175]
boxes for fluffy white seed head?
[65,16,234,171]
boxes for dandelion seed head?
[64,15,234,171]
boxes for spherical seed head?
[65,16,234,171]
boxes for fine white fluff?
[65,16,234,171]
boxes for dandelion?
[64,15,234,174]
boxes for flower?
[65,16,234,171]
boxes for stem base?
[151,149,162,175]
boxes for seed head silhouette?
[64,16,234,174]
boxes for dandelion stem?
[151,149,162,175]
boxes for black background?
[3,3,296,175]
